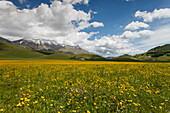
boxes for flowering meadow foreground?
[0,60,169,113]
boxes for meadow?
[0,60,169,113]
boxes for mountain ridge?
[0,37,105,61]
[109,44,170,62]
[12,38,91,54]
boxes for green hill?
[110,44,170,62]
[146,44,170,57]
[0,41,44,59]
[0,41,106,60]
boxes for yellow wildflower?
[87,110,90,113]
[41,96,44,99]
[161,103,164,105]
[159,106,162,109]
[128,100,132,102]
[72,110,76,112]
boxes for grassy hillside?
[71,54,106,61]
[0,41,105,60]
[0,41,45,59]
[109,54,139,62]
[110,44,170,62]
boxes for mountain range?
[0,37,105,61]
[0,37,170,62]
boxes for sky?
[0,0,170,57]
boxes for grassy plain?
[0,60,169,112]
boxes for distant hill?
[110,44,170,62]
[0,37,106,61]
[146,44,170,57]
[109,54,139,62]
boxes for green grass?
[0,62,169,112]
[0,42,45,58]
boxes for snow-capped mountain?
[12,38,90,54]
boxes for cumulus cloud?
[0,0,14,9]
[79,35,141,57]
[121,30,154,39]
[0,0,103,41]
[125,0,134,2]
[135,8,170,22]
[137,24,170,50]
[125,21,150,30]
[90,22,104,28]
[62,0,90,5]
[79,29,154,57]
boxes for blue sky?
[0,0,170,57]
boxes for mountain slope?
[0,41,45,59]
[146,44,170,57]
[0,37,11,43]
[110,44,170,62]
[0,37,106,60]
[109,54,139,62]
[13,38,91,54]
[0,41,83,59]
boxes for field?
[0,60,169,113]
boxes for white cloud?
[90,22,104,28]
[125,21,150,30]
[62,0,90,5]
[0,0,103,42]
[121,30,154,39]
[134,8,170,51]
[19,0,26,4]
[78,29,154,57]
[125,0,134,2]
[83,0,90,4]
[137,24,170,50]
[0,1,14,9]
[79,35,141,57]
[135,8,170,22]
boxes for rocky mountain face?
[12,38,91,54]
[13,38,64,52]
